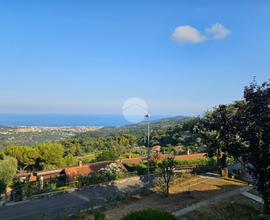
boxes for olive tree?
[158,155,176,196]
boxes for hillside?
[76,115,190,139]
[0,116,189,149]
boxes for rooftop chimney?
[78,161,83,167]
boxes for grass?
[92,174,246,220]
[180,195,263,220]
[67,173,251,220]
[174,157,217,166]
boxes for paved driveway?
[0,176,147,220]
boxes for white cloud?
[205,23,231,39]
[172,25,207,44]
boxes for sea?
[0,114,170,127]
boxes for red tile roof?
[120,158,143,164]
[63,161,127,182]
[152,145,161,151]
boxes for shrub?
[76,163,125,187]
[124,162,157,176]
[123,163,137,172]
[64,154,78,167]
[158,156,176,196]
[136,163,148,175]
[121,209,177,220]
[98,163,125,181]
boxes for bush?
[98,163,125,181]
[136,163,148,175]
[76,163,125,187]
[124,162,156,176]
[123,163,138,172]
[121,209,177,220]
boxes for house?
[61,161,127,183]
[34,169,63,181]
[17,172,37,183]
[120,157,143,165]
[17,169,63,183]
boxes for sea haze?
[0,114,172,127]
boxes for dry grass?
[179,195,263,220]
[69,174,248,220]
[102,175,246,220]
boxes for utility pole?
[145,114,151,183]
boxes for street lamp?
[145,114,151,183]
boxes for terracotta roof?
[29,173,37,182]
[121,158,142,164]
[63,161,118,182]
[35,169,63,177]
[152,145,161,151]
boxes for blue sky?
[0,1,270,116]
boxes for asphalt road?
[0,176,146,220]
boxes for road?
[0,176,147,220]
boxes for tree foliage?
[198,80,270,214]
[0,155,17,194]
[37,143,64,169]
[4,146,39,170]
[196,103,243,176]
[96,149,118,161]
[158,155,176,196]
[236,81,270,214]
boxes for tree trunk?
[220,153,228,178]
[216,148,222,176]
[166,182,169,197]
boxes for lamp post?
[145,114,151,183]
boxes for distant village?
[0,126,101,135]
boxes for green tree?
[64,154,78,167]
[158,155,176,196]
[38,143,64,169]
[237,81,270,214]
[0,155,17,194]
[96,149,118,161]
[197,104,241,177]
[4,146,39,170]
